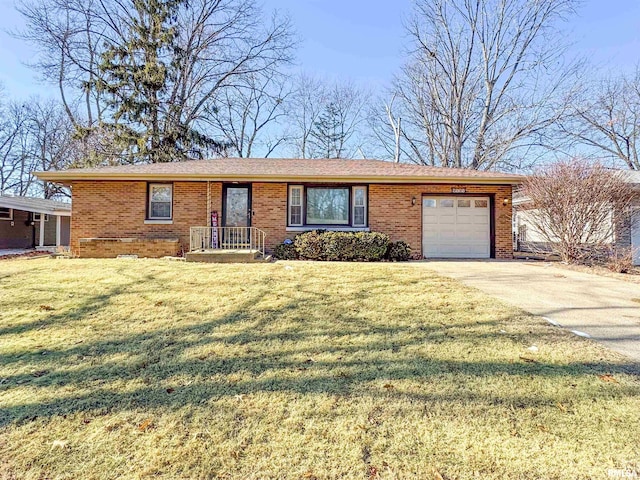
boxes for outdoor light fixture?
[412,196,417,206]
[503,198,510,206]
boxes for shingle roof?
[35,158,523,184]
[0,195,71,215]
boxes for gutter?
[34,172,523,186]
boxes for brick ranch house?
[36,158,522,259]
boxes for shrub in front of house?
[352,232,390,261]
[323,231,357,261]
[273,242,298,260]
[293,230,326,260]
[386,240,412,262]
[286,230,399,262]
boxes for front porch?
[185,226,270,263]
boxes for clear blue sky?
[1,0,640,99]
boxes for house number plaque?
[451,187,467,194]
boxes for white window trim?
[286,226,370,233]
[144,219,173,225]
[0,208,13,221]
[148,183,173,220]
[288,185,303,226]
[288,185,369,228]
[33,213,49,222]
[352,186,367,227]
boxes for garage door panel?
[422,196,490,259]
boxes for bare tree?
[204,71,292,157]
[26,100,77,197]
[16,0,105,128]
[559,68,640,171]
[0,93,34,195]
[388,0,578,170]
[521,159,636,263]
[16,0,295,163]
[0,96,77,198]
[286,74,328,159]
[287,75,369,159]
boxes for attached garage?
[422,196,491,258]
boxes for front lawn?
[1,259,638,479]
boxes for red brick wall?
[368,184,513,259]
[78,238,180,258]
[71,181,211,257]
[70,180,513,259]
[251,182,288,251]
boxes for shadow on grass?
[0,268,162,337]
[2,282,639,428]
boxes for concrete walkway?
[423,260,640,363]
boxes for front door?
[223,184,252,247]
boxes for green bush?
[273,242,298,260]
[323,231,357,261]
[352,231,389,261]
[292,230,391,262]
[294,230,326,260]
[386,240,412,261]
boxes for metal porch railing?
[189,226,267,258]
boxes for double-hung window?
[288,185,368,228]
[148,184,173,220]
[352,186,367,227]
[289,185,303,226]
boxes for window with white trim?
[0,207,12,220]
[288,185,368,227]
[33,213,49,222]
[148,183,173,220]
[289,185,303,226]
[352,186,367,226]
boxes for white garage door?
[422,196,490,258]
[632,209,640,266]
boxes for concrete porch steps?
[185,249,271,263]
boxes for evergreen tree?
[309,102,347,159]
[96,0,222,162]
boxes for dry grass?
[0,258,639,480]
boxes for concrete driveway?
[423,260,640,363]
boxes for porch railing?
[189,226,267,258]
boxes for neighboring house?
[514,170,640,265]
[35,158,521,259]
[0,195,71,250]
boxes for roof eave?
[0,202,71,216]
[35,171,523,185]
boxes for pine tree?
[309,102,347,159]
[96,0,220,163]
